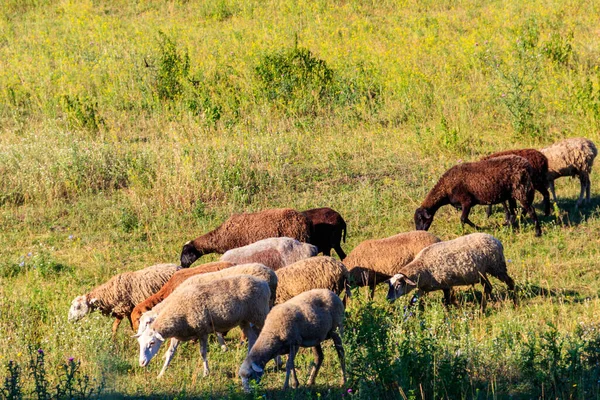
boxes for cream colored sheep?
[220,237,317,271]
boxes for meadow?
[1,0,600,398]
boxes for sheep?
[414,155,542,236]
[275,256,350,304]
[68,263,177,334]
[343,231,441,297]
[239,289,345,391]
[386,233,516,308]
[219,237,318,271]
[481,149,551,217]
[135,275,271,378]
[301,207,347,259]
[540,137,597,206]
[130,261,235,332]
[180,208,312,268]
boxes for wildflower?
[68,357,74,362]
[37,349,44,355]
[347,388,353,394]
[19,261,25,267]
[68,235,74,240]
[27,252,32,257]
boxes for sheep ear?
[423,209,431,219]
[251,362,263,373]
[89,298,99,305]
[155,332,165,342]
[403,277,417,286]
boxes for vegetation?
[1,0,600,398]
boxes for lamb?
[343,231,441,297]
[238,289,346,391]
[219,237,318,271]
[414,155,542,236]
[386,233,516,307]
[540,137,597,206]
[180,208,312,268]
[135,275,271,378]
[130,261,235,332]
[481,149,551,217]
[301,207,347,259]
[275,256,350,304]
[68,263,177,334]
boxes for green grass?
[1,0,600,398]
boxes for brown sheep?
[180,208,312,268]
[301,208,347,259]
[130,261,235,331]
[414,155,542,236]
[481,149,551,217]
[343,231,441,297]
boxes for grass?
[1,0,600,398]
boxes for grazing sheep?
[130,261,235,332]
[220,237,318,271]
[301,208,347,259]
[344,231,441,297]
[238,289,346,391]
[275,256,350,304]
[414,155,542,236]
[135,275,271,378]
[386,233,516,307]
[68,263,177,334]
[180,208,312,268]
[540,137,597,206]
[481,149,551,217]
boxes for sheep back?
[275,256,348,304]
[541,137,597,179]
[481,149,549,191]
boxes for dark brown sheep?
[481,148,551,217]
[180,208,313,268]
[414,155,542,236]
[301,208,347,259]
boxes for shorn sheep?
[68,263,177,334]
[275,256,350,304]
[238,289,346,391]
[130,261,235,332]
[386,233,516,307]
[540,137,597,206]
[481,149,551,217]
[180,208,312,268]
[219,237,318,271]
[135,275,271,378]
[414,155,542,236]
[343,231,441,297]
[301,207,347,259]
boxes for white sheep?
[68,263,177,334]
[386,233,515,307]
[238,289,346,391]
[220,237,318,271]
[540,137,597,206]
[135,274,271,378]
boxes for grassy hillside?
[1,0,600,398]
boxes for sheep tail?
[342,276,352,306]
[342,222,347,243]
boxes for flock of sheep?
[67,137,596,392]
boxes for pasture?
[1,0,600,398]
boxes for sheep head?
[180,241,203,268]
[239,359,264,392]
[414,207,434,231]
[136,311,158,336]
[68,295,95,321]
[386,274,417,302]
[135,327,164,367]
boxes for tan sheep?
[219,237,318,271]
[68,263,177,334]
[343,231,441,297]
[238,289,346,391]
[275,256,350,304]
[135,275,271,378]
[540,137,597,206]
[180,208,312,268]
[386,233,515,307]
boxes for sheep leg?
[495,272,518,306]
[241,323,258,352]
[485,204,493,218]
[521,202,542,236]
[330,330,347,385]
[307,344,324,386]
[538,186,552,216]
[111,317,122,336]
[442,288,458,307]
[479,273,494,312]
[216,332,227,352]
[158,339,179,378]
[199,336,209,377]
[577,174,587,207]
[459,202,480,230]
[549,180,558,203]
[585,173,592,204]
[322,247,332,256]
[283,345,298,390]
[334,245,347,260]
